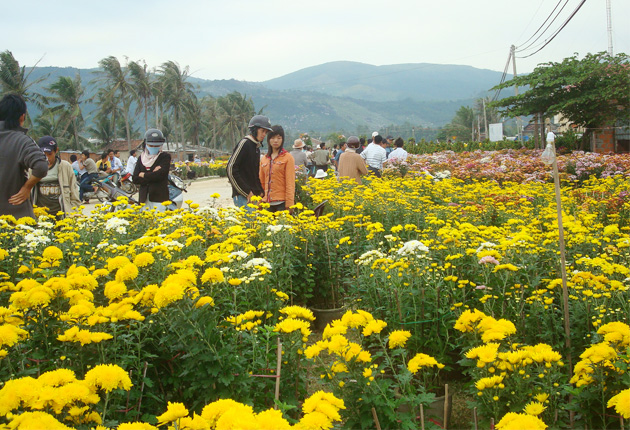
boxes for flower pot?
[310,307,345,331]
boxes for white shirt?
[125,155,137,174]
[546,131,556,143]
[112,156,124,173]
[360,143,387,170]
[388,147,408,161]
[72,160,86,175]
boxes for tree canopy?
[491,52,630,130]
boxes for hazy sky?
[7,0,630,83]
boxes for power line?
[517,0,588,59]
[491,50,513,102]
[516,0,571,53]
[516,0,566,49]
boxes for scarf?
[140,148,160,168]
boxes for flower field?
[1,150,629,429]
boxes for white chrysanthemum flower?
[396,240,429,256]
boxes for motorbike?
[118,172,137,195]
[167,174,187,209]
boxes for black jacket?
[227,136,264,198]
[133,152,171,204]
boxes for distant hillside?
[263,61,503,102]
[23,62,502,134]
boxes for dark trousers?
[368,166,382,178]
[79,173,98,200]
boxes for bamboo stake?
[420,404,425,430]
[550,145,574,427]
[274,337,282,409]
[136,361,148,420]
[371,407,382,430]
[473,407,478,430]
[490,417,495,430]
[443,384,449,429]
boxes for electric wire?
[517,0,588,59]
[491,50,513,102]
[516,0,571,53]
[516,0,565,49]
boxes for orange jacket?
[259,150,296,207]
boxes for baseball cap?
[371,131,379,137]
[38,136,58,152]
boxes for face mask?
[146,145,161,155]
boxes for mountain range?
[27,61,504,134]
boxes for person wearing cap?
[385,136,394,156]
[259,125,295,213]
[133,129,171,211]
[338,136,368,185]
[360,134,387,178]
[33,136,81,216]
[290,139,308,175]
[227,115,272,208]
[0,94,48,219]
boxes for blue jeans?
[79,173,98,200]
[233,195,255,212]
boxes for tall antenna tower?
[606,0,613,55]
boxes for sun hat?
[314,169,328,179]
[372,131,379,137]
[293,139,305,149]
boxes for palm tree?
[46,74,85,149]
[94,56,134,151]
[32,110,62,140]
[217,91,255,150]
[128,60,153,131]
[183,94,210,147]
[0,50,47,113]
[87,116,116,148]
[158,61,195,161]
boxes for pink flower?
[475,285,487,290]
[478,256,499,265]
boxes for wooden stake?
[551,153,573,372]
[490,417,495,430]
[473,407,478,430]
[419,404,425,430]
[274,337,282,409]
[371,407,382,430]
[443,384,449,429]
[136,361,149,420]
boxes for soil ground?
[80,176,235,213]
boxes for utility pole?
[482,98,489,140]
[606,0,613,55]
[511,45,523,142]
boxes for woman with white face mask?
[132,128,171,211]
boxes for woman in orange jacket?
[259,125,296,213]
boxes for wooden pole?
[549,141,575,426]
[473,407,478,430]
[274,337,282,409]
[443,384,449,429]
[419,404,425,430]
[551,147,573,372]
[371,407,382,430]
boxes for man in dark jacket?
[0,94,48,219]
[227,115,273,209]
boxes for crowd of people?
[226,115,412,212]
[1,93,411,219]
[0,93,175,219]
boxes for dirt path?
[81,176,235,213]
